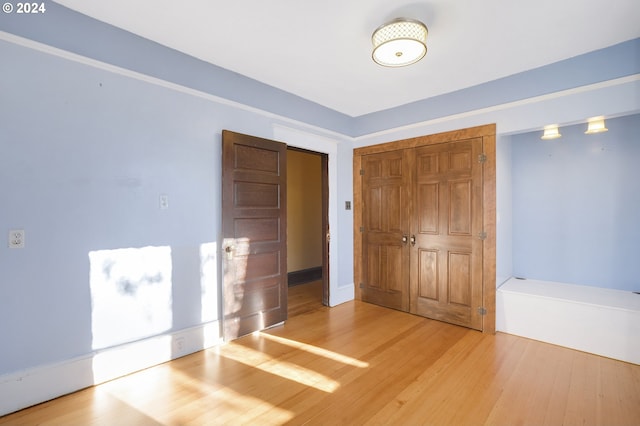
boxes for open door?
[222,130,287,341]
[320,153,330,306]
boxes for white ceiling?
[53,0,640,117]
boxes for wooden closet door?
[409,138,484,330]
[360,149,411,311]
[354,123,496,332]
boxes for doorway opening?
[286,147,329,317]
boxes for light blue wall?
[0,38,352,375]
[496,135,513,286]
[336,142,354,286]
[511,114,640,291]
[0,2,353,135]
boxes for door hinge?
[478,231,487,240]
[360,226,364,232]
[478,153,487,163]
[477,307,487,315]
[359,282,364,289]
[360,169,365,176]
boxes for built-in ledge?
[497,277,640,365]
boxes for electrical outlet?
[174,336,185,353]
[9,229,25,248]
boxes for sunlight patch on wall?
[89,246,173,350]
[200,242,218,323]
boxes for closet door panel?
[360,149,411,311]
[410,138,484,330]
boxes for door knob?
[410,235,416,246]
[402,235,408,244]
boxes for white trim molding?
[0,321,222,417]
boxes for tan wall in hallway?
[287,150,322,272]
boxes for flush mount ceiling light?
[541,125,562,140]
[585,117,608,134]
[372,18,428,67]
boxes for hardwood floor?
[2,300,639,425]
[288,280,324,317]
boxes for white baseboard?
[497,278,640,365]
[330,283,355,307]
[0,321,221,417]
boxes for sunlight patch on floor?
[99,365,294,425]
[219,341,340,393]
[260,332,369,368]
[196,385,294,425]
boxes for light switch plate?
[159,194,169,210]
[9,229,25,248]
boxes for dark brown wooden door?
[221,130,287,340]
[360,149,411,311]
[409,138,484,330]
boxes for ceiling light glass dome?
[372,18,428,67]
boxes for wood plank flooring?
[2,300,639,425]
[288,280,324,317]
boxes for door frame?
[273,124,345,306]
[353,124,497,333]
